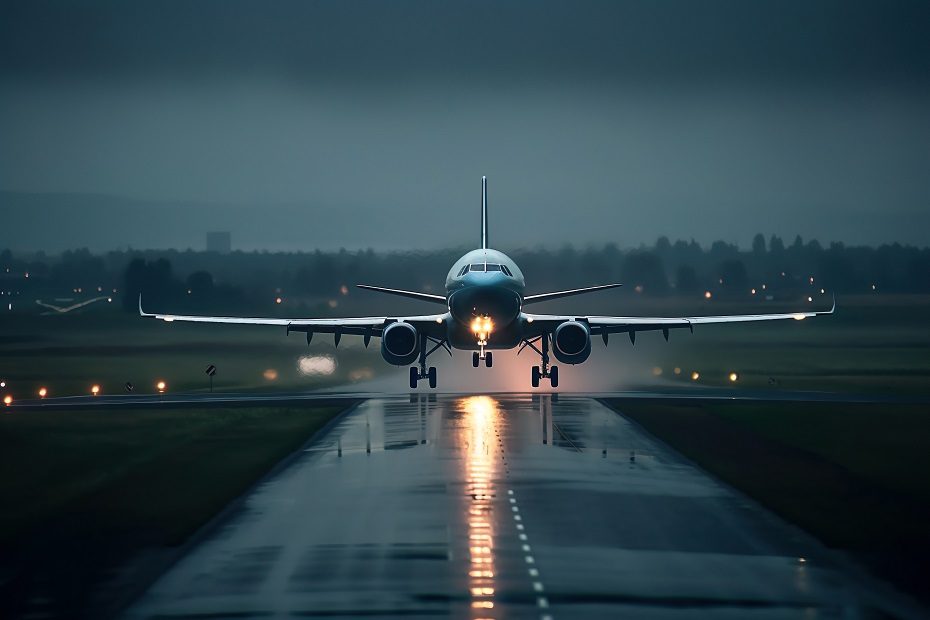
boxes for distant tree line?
[1,235,928,314]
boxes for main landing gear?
[410,335,450,389]
[520,333,559,388]
[472,351,493,368]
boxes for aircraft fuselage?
[444,248,527,350]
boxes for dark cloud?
[1,1,928,251]
[2,0,928,86]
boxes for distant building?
[206,231,231,254]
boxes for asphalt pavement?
[122,395,921,619]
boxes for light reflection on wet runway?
[123,395,919,619]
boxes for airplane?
[140,176,834,389]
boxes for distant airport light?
[156,380,167,393]
[275,297,283,304]
[91,384,101,396]
[187,289,192,294]
[340,285,349,295]
[704,291,712,299]
[3,395,11,406]
[871,284,877,291]
[674,367,681,375]
[634,285,643,293]
[762,284,767,290]
[807,296,813,302]
[729,372,739,382]
[0,380,5,388]
[809,276,814,284]
[107,297,112,303]
[798,557,807,565]
[751,288,756,295]
[691,371,700,381]
[38,387,47,398]
[820,288,825,294]
[652,367,662,376]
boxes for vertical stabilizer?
[481,176,488,249]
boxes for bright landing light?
[471,316,493,344]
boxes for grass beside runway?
[0,403,349,619]
[604,398,930,606]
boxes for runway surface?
[123,395,918,619]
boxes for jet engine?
[552,320,591,364]
[380,321,419,365]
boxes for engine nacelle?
[380,322,419,366]
[552,320,591,364]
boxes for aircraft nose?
[449,281,521,327]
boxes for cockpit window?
[501,265,513,277]
[458,265,469,276]
[469,263,486,272]
[486,264,501,271]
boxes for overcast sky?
[1,0,928,252]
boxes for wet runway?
[123,395,918,619]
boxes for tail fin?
[481,176,488,249]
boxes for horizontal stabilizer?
[356,284,448,305]
[522,283,622,305]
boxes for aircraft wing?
[139,296,447,338]
[524,297,835,337]
[522,284,622,305]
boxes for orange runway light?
[691,371,700,381]
[38,387,47,398]
[91,384,101,396]
[729,372,739,382]
[704,291,712,299]
[156,380,167,393]
[3,395,12,406]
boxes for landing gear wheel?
[550,366,559,388]
[485,352,493,368]
[409,367,419,389]
[472,352,480,368]
[427,367,437,389]
[531,366,541,388]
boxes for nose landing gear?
[520,333,559,388]
[472,351,493,368]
